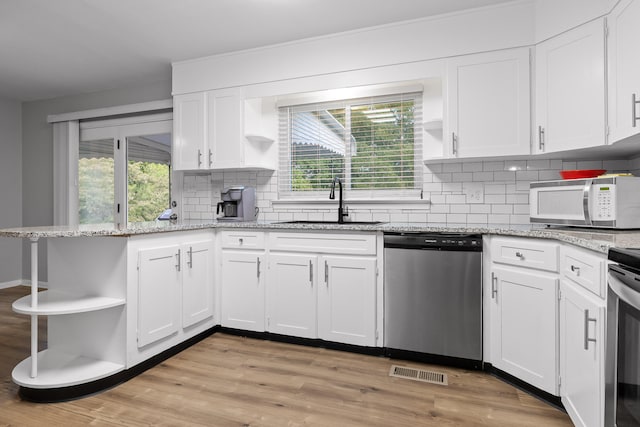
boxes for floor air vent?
[389,365,448,385]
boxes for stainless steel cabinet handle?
[584,309,597,350]
[633,93,639,128]
[309,260,313,284]
[187,246,193,269]
[515,252,524,259]
[198,149,202,167]
[570,265,580,275]
[538,126,545,151]
[452,132,458,156]
[208,149,213,167]
[256,257,261,279]
[491,272,498,299]
[324,260,328,285]
[175,249,181,271]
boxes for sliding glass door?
[79,115,173,226]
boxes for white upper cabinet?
[173,88,277,171]
[173,92,207,170]
[207,88,243,169]
[534,18,606,154]
[443,48,531,159]
[608,0,640,143]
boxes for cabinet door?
[446,48,530,158]
[182,240,214,328]
[535,19,606,153]
[318,256,377,346]
[490,265,558,394]
[267,253,317,338]
[173,92,206,170]
[560,280,605,427]
[221,250,265,331]
[207,88,243,169]
[137,245,181,347]
[608,0,640,143]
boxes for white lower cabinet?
[137,244,181,348]
[318,255,377,346]
[559,244,607,427]
[181,239,215,328]
[130,231,215,366]
[221,249,266,331]
[264,231,379,347]
[490,265,558,394]
[267,253,317,338]
[136,235,215,348]
[560,279,606,427]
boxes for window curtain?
[52,120,79,226]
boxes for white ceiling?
[1,0,515,102]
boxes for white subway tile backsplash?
[492,205,513,214]
[446,214,467,224]
[485,194,506,204]
[516,171,539,181]
[576,160,604,169]
[181,157,632,227]
[452,172,473,182]
[488,214,510,224]
[506,193,529,204]
[484,184,506,195]
[442,183,462,192]
[526,159,550,170]
[470,205,491,214]
[450,204,471,214]
[445,194,466,204]
[483,161,505,171]
[467,214,488,224]
[473,171,494,181]
[493,171,516,181]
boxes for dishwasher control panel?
[383,233,483,251]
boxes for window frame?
[278,92,423,200]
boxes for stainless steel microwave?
[530,176,640,228]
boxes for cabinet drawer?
[561,244,605,298]
[269,232,376,255]
[490,237,559,272]
[220,230,265,249]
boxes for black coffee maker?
[216,186,257,221]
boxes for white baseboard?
[0,280,48,290]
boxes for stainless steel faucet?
[329,176,348,223]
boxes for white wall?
[21,79,172,280]
[0,97,23,286]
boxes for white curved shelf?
[423,119,443,130]
[12,290,125,315]
[245,134,274,144]
[12,349,124,388]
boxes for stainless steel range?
[606,248,640,426]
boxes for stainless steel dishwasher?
[383,232,483,369]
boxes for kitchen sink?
[277,220,385,225]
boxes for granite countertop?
[2,221,640,254]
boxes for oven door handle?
[609,272,640,311]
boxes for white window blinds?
[278,92,423,199]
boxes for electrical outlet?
[464,183,484,204]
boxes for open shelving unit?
[11,237,128,391]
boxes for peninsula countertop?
[2,221,640,254]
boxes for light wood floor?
[0,286,573,426]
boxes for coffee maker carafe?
[216,186,257,221]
